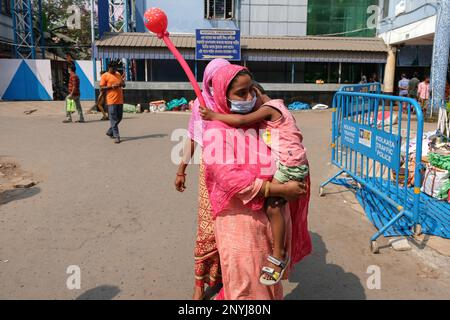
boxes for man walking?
[408,72,420,101]
[63,64,85,123]
[100,62,125,144]
[417,76,431,114]
[398,73,410,112]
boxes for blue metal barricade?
[338,83,381,116]
[339,82,382,94]
[320,90,424,253]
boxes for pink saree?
[203,65,312,300]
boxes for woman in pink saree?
[203,64,312,300]
[174,58,230,300]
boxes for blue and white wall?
[0,59,53,100]
[0,59,101,101]
[74,60,102,101]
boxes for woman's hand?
[200,106,216,121]
[175,174,186,192]
[282,181,307,201]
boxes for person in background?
[63,64,85,123]
[359,75,368,93]
[359,75,368,84]
[408,72,420,101]
[398,74,410,112]
[417,75,431,114]
[100,62,126,144]
[95,71,109,121]
[371,73,379,83]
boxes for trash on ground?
[166,98,189,111]
[389,238,412,251]
[288,102,310,111]
[24,109,38,115]
[13,178,36,189]
[312,104,329,110]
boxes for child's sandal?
[259,255,290,286]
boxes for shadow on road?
[121,134,168,142]
[0,186,41,205]
[75,285,121,300]
[285,232,366,300]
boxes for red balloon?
[144,8,168,36]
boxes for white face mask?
[209,86,214,96]
[228,94,257,114]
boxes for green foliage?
[37,0,93,59]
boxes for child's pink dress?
[260,99,309,182]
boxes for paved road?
[0,101,449,299]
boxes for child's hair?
[227,69,254,96]
[252,81,266,94]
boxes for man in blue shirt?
[398,74,410,112]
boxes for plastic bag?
[167,98,188,111]
[437,179,450,200]
[312,104,329,110]
[66,98,76,113]
[429,153,450,171]
[421,165,449,199]
[123,104,136,113]
[371,111,398,128]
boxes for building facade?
[95,0,388,105]
[308,0,378,37]
[135,0,308,37]
[0,0,13,58]
[377,0,450,92]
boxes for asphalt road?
[0,101,449,299]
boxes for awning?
[95,32,389,63]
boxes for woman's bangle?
[177,173,186,177]
[264,181,271,198]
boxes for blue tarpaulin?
[288,102,310,111]
[332,178,450,238]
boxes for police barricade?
[320,90,424,253]
[339,82,382,94]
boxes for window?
[246,61,291,83]
[1,0,11,16]
[204,0,235,20]
[307,0,378,37]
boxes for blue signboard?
[195,29,241,61]
[341,119,401,172]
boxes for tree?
[37,0,94,59]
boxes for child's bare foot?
[193,285,204,300]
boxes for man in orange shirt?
[100,61,126,144]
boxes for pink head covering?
[211,64,249,114]
[187,59,230,146]
[203,64,275,217]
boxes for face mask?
[209,87,214,96]
[229,94,257,114]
